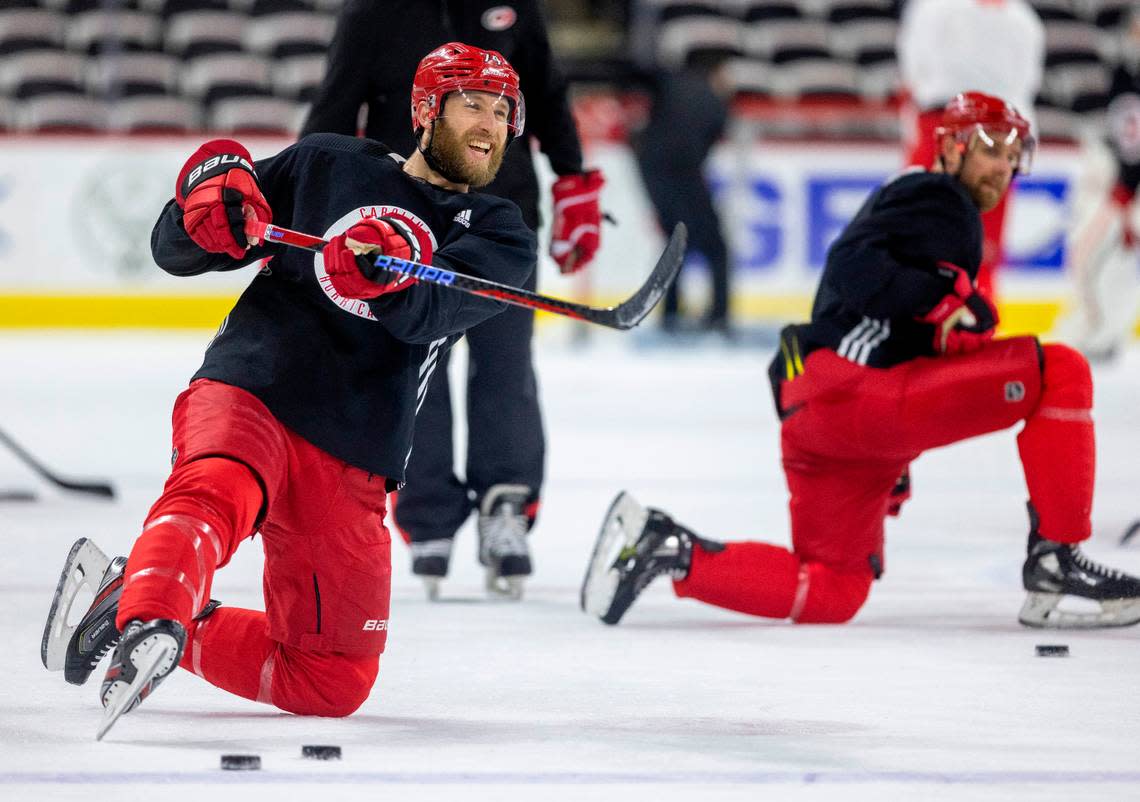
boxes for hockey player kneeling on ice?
[582,92,1140,631]
[40,42,535,739]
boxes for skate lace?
[480,508,528,558]
[625,535,682,592]
[90,637,120,667]
[1071,547,1126,581]
[81,562,126,667]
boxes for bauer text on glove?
[176,139,272,260]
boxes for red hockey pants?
[675,338,1095,623]
[116,380,389,716]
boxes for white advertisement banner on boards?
[0,137,1093,303]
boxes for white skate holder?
[41,538,111,672]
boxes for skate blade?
[1019,591,1140,629]
[580,491,647,619]
[423,576,441,602]
[485,570,524,601]
[41,538,110,671]
[95,638,176,741]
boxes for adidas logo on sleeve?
[452,209,471,228]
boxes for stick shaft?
[249,220,654,327]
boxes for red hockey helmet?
[936,91,1035,174]
[411,42,525,142]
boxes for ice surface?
[2,330,1139,802]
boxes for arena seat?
[88,52,180,97]
[0,48,84,98]
[0,8,64,54]
[17,92,107,130]
[207,93,302,134]
[271,52,325,102]
[64,9,162,54]
[180,51,271,104]
[107,94,200,131]
[242,11,334,59]
[163,10,247,58]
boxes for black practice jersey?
[779,170,982,371]
[1106,64,1140,195]
[151,134,536,486]
[300,0,583,229]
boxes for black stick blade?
[608,223,687,330]
[0,428,115,499]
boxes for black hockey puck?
[302,745,342,760]
[220,754,261,771]
[1035,644,1069,657]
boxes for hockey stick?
[0,427,115,499]
[246,219,686,331]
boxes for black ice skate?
[477,484,533,600]
[410,537,454,601]
[580,492,702,625]
[1019,506,1140,629]
[41,538,127,685]
[97,618,186,740]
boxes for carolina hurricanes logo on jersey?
[482,6,517,31]
[315,206,437,320]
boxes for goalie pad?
[1056,143,1140,359]
[1067,202,1138,358]
[42,538,110,671]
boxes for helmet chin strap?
[417,124,443,173]
[416,120,467,185]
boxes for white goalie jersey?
[898,0,1044,133]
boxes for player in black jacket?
[43,43,535,737]
[302,0,604,600]
[634,57,731,332]
[582,92,1140,631]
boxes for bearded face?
[957,129,1020,212]
[940,127,1022,213]
[426,91,510,188]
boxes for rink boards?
[0,135,1128,337]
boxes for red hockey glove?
[322,217,417,300]
[918,261,999,355]
[1111,182,1137,249]
[176,139,272,259]
[550,169,604,274]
